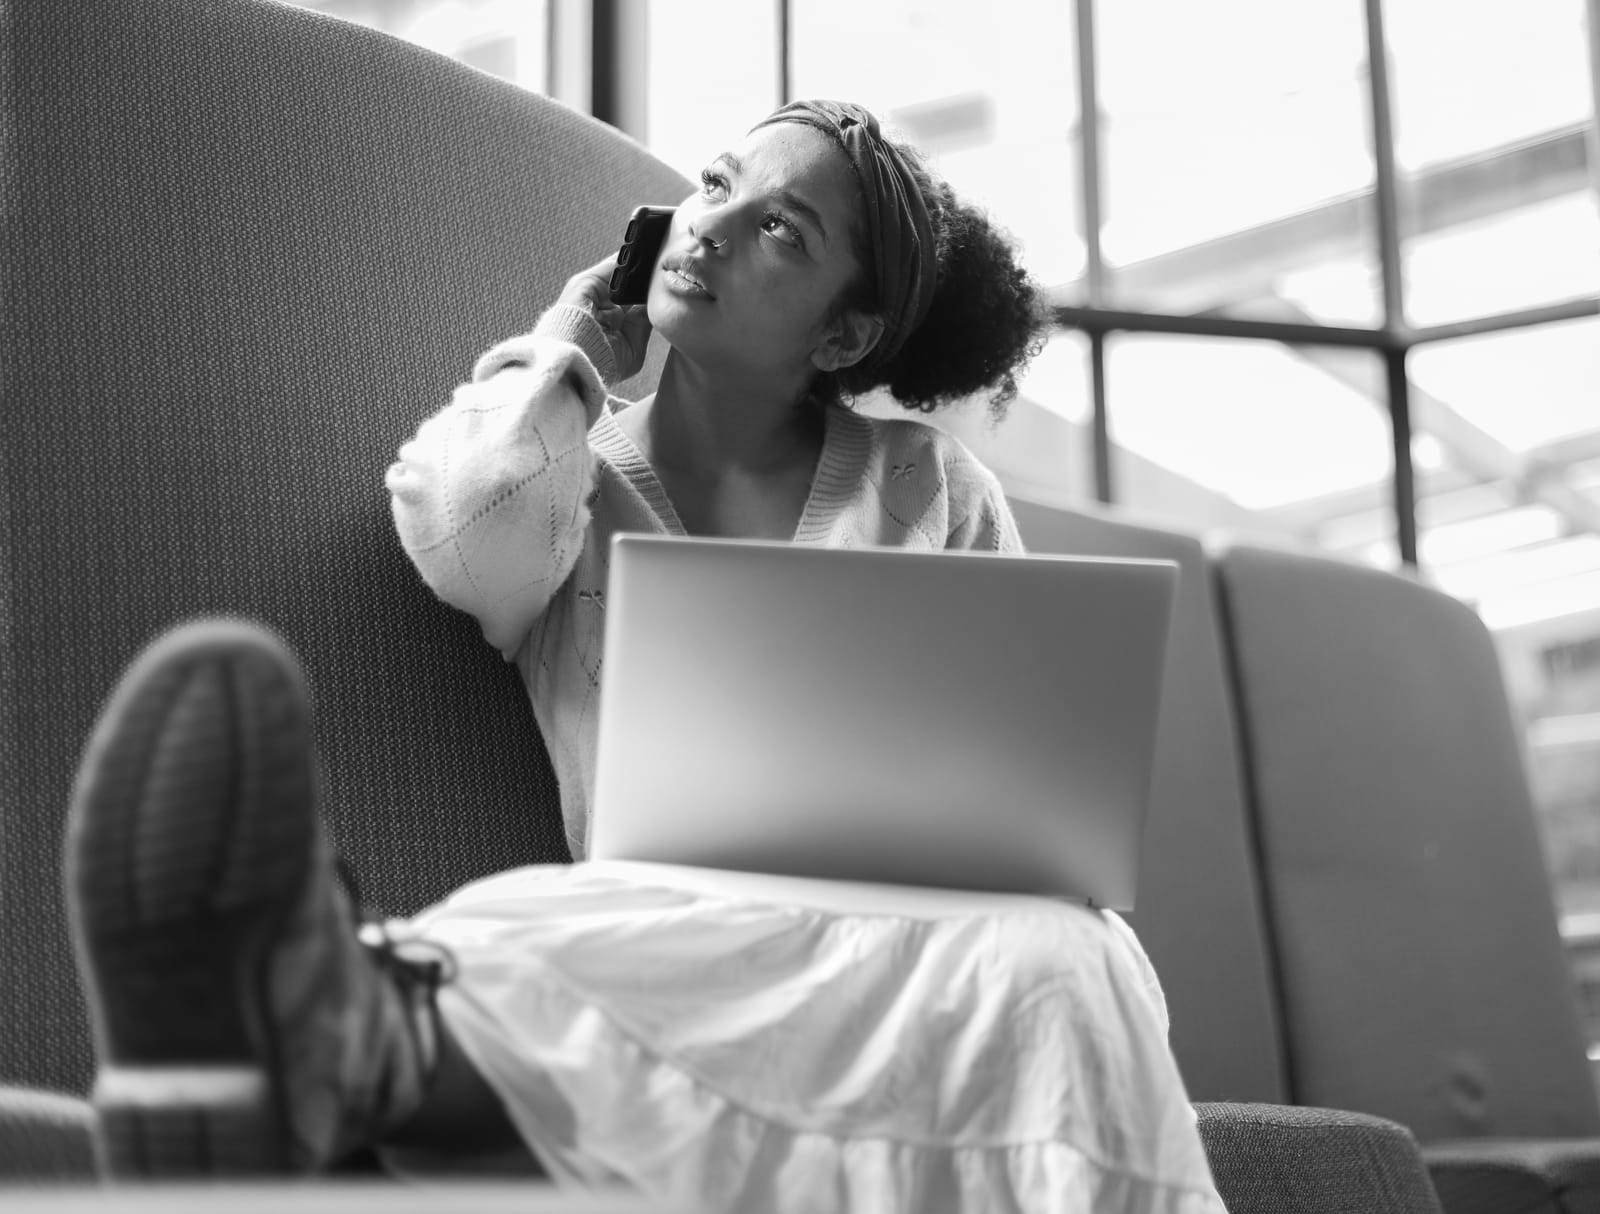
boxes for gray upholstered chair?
[1196,1103,1446,1214]
[2,0,1449,1208]
[0,0,683,1153]
[1009,495,1287,1107]
[1212,542,1600,1214]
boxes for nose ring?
[707,236,726,250]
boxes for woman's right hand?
[559,255,653,382]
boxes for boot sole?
[66,619,316,1177]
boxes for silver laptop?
[588,534,1179,910]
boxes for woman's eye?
[761,213,802,248]
[698,169,728,200]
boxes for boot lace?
[334,856,458,999]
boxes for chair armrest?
[0,1085,1456,1211]
[1422,1138,1600,1214]
[0,1085,97,1181]
[1195,1102,1443,1214]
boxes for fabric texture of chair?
[1009,494,1287,1106]
[1195,1102,1444,1214]
[0,1088,97,1183]
[0,0,689,1097]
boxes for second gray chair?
[1211,541,1600,1214]
[1009,494,1288,1106]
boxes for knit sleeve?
[945,458,1025,555]
[385,305,616,658]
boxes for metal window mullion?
[1586,0,1600,209]
[1074,0,1113,503]
[1074,0,1107,309]
[1385,348,1419,566]
[1090,334,1113,504]
[588,0,647,140]
[776,0,791,108]
[1363,0,1418,566]
[543,1,556,99]
[590,0,617,125]
[1363,0,1406,332]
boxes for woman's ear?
[811,309,885,373]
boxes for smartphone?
[608,205,676,305]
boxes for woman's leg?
[66,619,533,1176]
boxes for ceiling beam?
[1055,124,1591,312]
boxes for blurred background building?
[289,0,1600,1041]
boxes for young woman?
[66,101,1225,1212]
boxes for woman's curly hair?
[814,134,1050,420]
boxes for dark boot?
[65,619,443,1177]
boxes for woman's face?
[646,121,871,381]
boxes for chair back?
[1010,495,1289,1104]
[1212,542,1600,1140]
[0,0,688,1094]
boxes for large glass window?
[1096,0,1380,326]
[645,1,781,179]
[790,0,1084,289]
[1388,0,1600,327]
[1105,335,1400,563]
[288,0,550,93]
[1410,316,1600,467]
[1408,315,1600,633]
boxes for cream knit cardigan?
[387,304,1023,857]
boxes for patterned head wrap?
[752,99,938,371]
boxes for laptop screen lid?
[588,534,1179,910]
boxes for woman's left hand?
[559,255,654,381]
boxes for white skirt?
[401,860,1224,1214]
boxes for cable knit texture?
[388,306,1022,856]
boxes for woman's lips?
[663,260,715,299]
